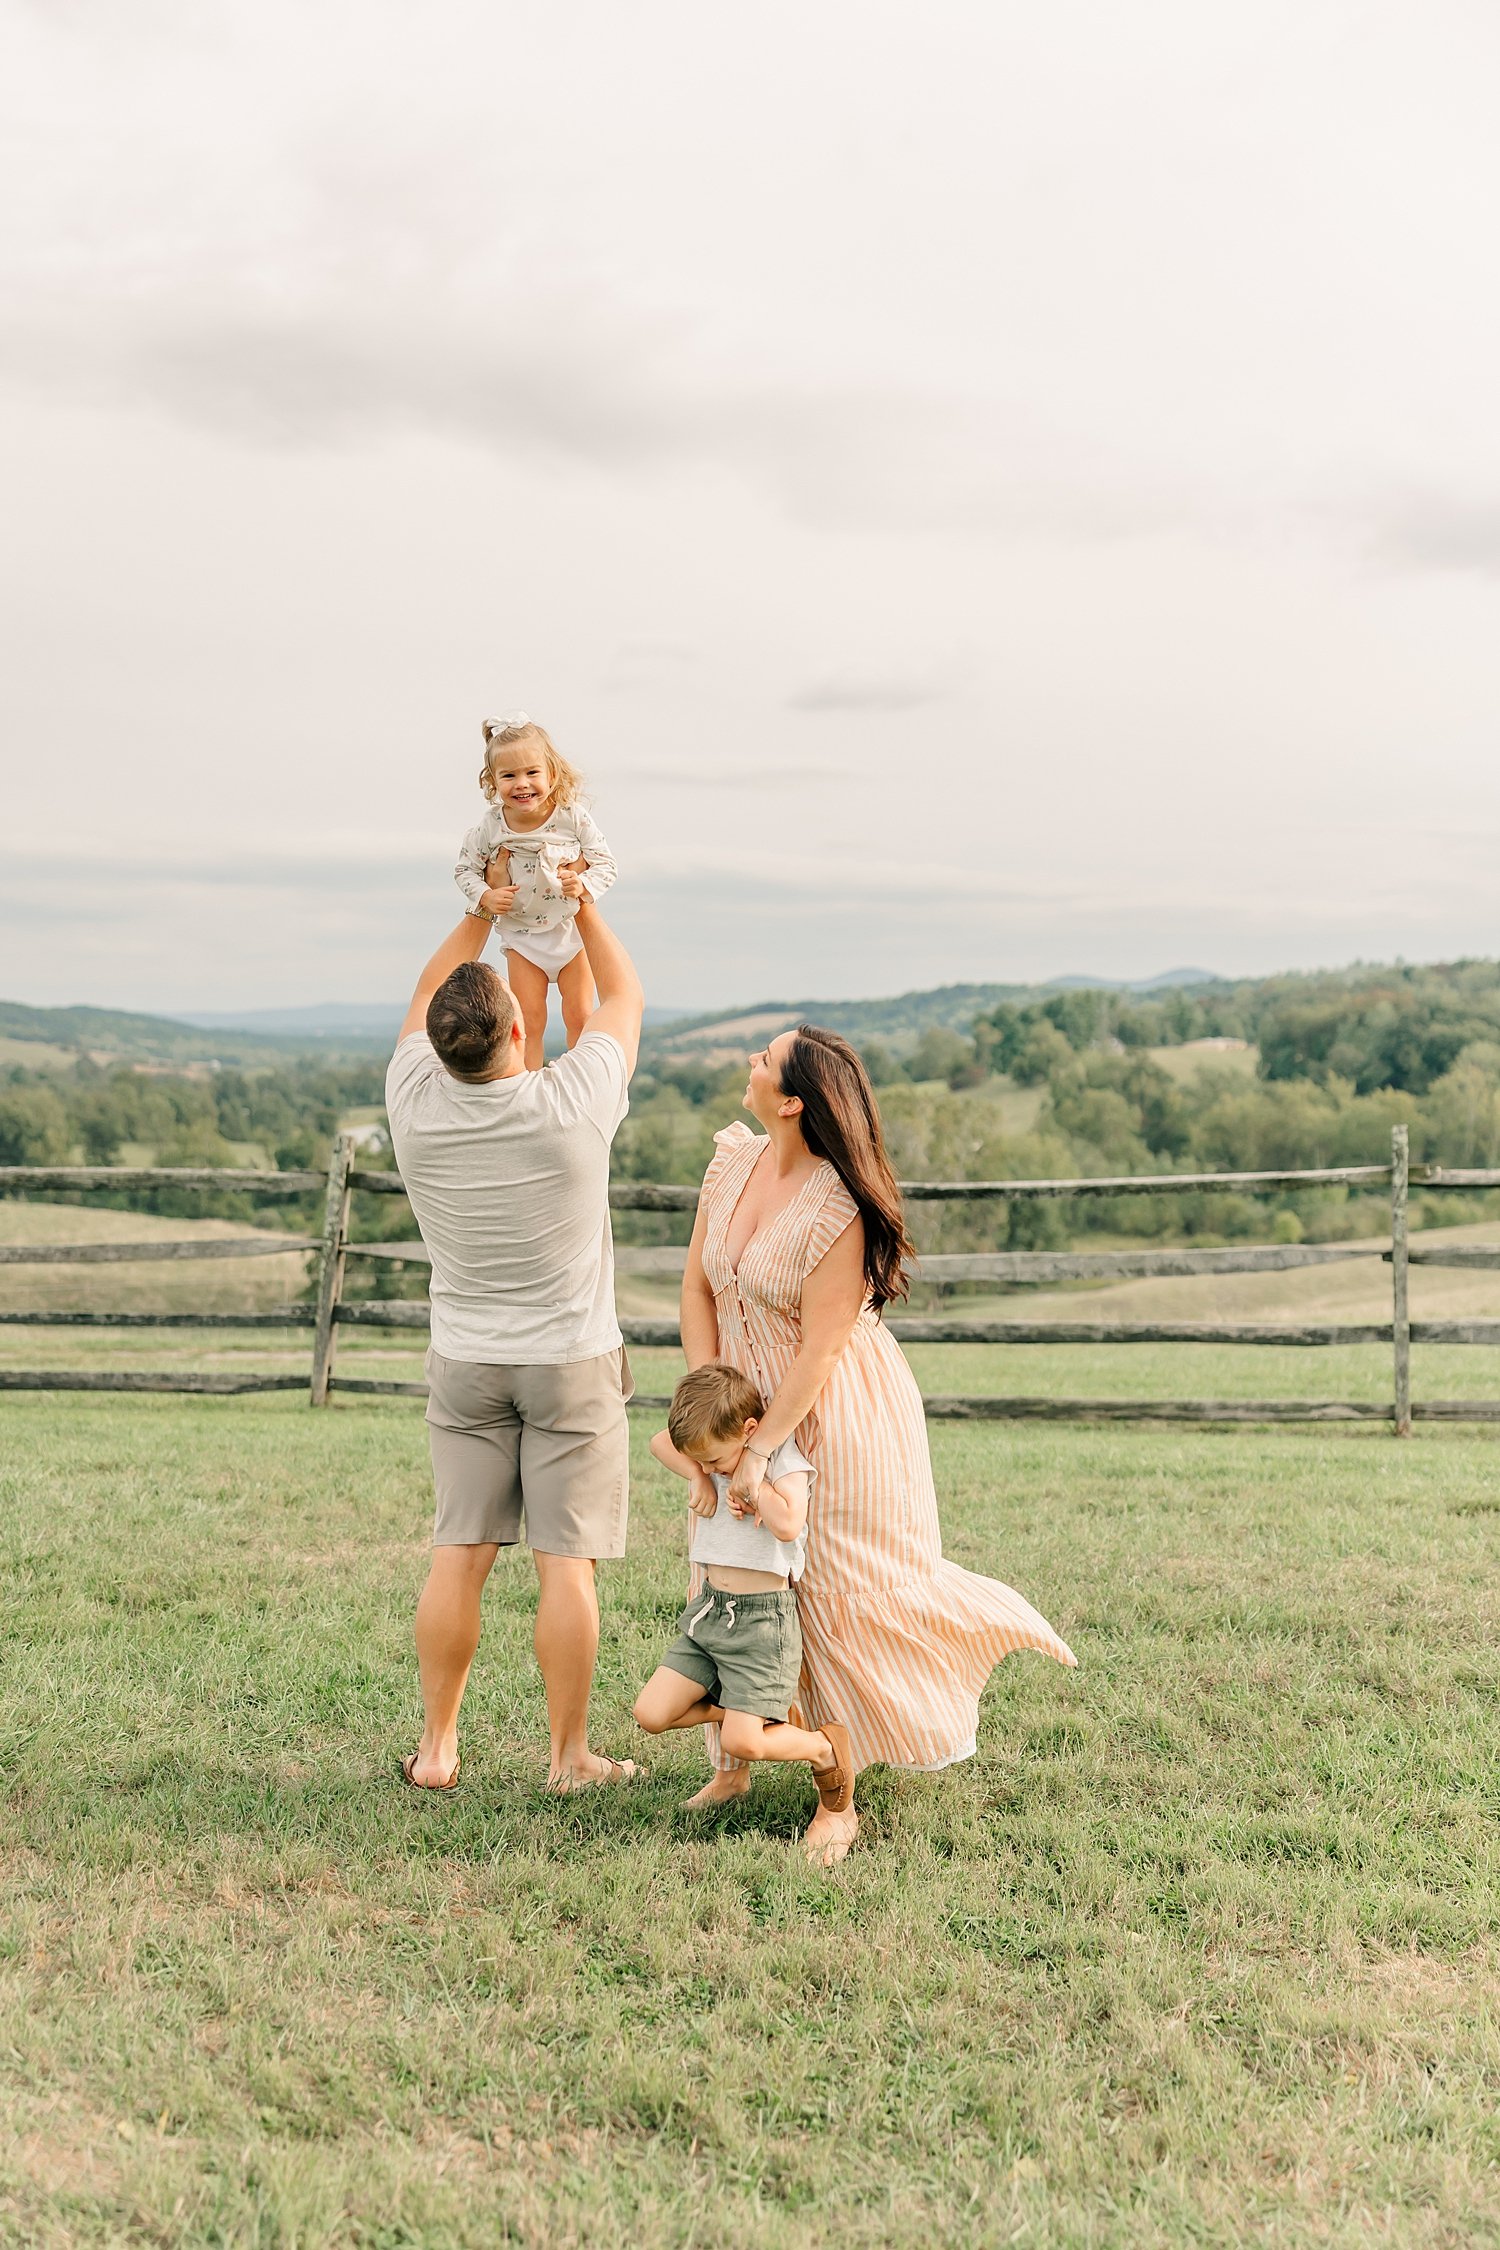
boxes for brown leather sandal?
[814,1721,854,1815]
[401,1752,460,1792]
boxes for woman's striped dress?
[696,1122,1075,1776]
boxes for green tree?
[0,1085,72,1166]
[904,1027,976,1087]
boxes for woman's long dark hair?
[779,1025,914,1312]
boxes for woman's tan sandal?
[815,1722,854,1815]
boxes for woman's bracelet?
[743,1443,774,1461]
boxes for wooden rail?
[348,1163,1399,1205]
[0,1166,326,1195]
[0,1237,315,1265]
[344,1239,1389,1283]
[2,1129,1497,1427]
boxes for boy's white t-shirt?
[689,1435,815,1582]
[384,1028,629,1365]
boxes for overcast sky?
[3,1,1498,1017]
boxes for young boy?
[633,1363,852,1817]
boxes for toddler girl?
[455,712,618,1071]
[633,1363,853,1823]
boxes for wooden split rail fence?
[3,1126,1500,1430]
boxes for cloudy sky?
[3,1,1498,1016]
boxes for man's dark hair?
[426,962,515,1079]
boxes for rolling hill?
[643,970,1226,1059]
[0,999,388,1067]
[2,973,1225,1072]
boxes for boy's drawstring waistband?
[688,1592,743,1633]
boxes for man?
[385,893,644,1792]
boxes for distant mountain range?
[174,1002,699,1039]
[0,999,319,1066]
[173,1003,407,1039]
[645,970,1222,1055]
[0,970,1223,1070]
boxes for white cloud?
[3,2,1500,1016]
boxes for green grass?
[1,1399,1497,2247]
[1146,1042,1259,1084]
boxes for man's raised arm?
[397,917,495,1045]
[574,898,644,1075]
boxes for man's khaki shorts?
[424,1346,634,1559]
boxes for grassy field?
[0,1036,77,1072]
[0,1202,312,1319]
[11,1198,1500,1423]
[1,1394,1497,2248]
[1146,1042,1258,1085]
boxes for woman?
[678,1025,1076,1866]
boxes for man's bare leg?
[411,1542,500,1785]
[534,1550,636,1789]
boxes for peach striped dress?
[696,1123,1076,1777]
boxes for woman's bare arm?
[679,1199,719,1371]
[726,1218,864,1509]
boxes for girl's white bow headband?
[483,710,531,741]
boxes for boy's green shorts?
[660,1584,801,1722]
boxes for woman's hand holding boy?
[726,1448,768,1515]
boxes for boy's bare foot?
[547,1752,640,1794]
[685,1770,752,1808]
[803,1804,858,1867]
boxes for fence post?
[1391,1123,1410,1437]
[309,1133,354,1407]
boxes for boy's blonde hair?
[668,1362,765,1456]
[478,716,584,810]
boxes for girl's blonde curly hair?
[478,716,584,810]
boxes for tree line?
[0,1056,387,1226]
[6,959,1500,1253]
[614,961,1500,1250]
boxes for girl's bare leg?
[505,952,551,1071]
[557,951,596,1049]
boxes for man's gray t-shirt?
[384,1029,630,1366]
